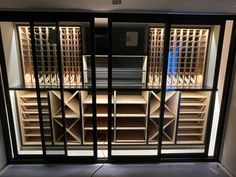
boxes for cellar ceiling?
[0,0,236,14]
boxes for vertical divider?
[29,22,46,157]
[146,91,151,145]
[47,91,54,145]
[146,27,151,87]
[174,91,181,144]
[55,22,68,156]
[90,19,97,160]
[108,18,112,160]
[158,22,171,158]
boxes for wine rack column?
[16,91,50,146]
[50,91,81,145]
[177,91,210,144]
[114,91,148,144]
[148,91,178,144]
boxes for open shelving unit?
[114,91,148,143]
[83,55,147,86]
[177,91,210,144]
[82,91,110,144]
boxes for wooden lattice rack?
[18,26,82,86]
[148,27,209,87]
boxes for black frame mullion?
[0,12,234,163]
[107,18,112,160]
[158,22,171,157]
[55,22,68,156]
[90,18,98,160]
[29,22,46,156]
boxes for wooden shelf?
[84,104,112,117]
[83,95,114,104]
[84,117,108,130]
[116,117,146,130]
[116,105,146,117]
[116,130,145,143]
[116,95,146,104]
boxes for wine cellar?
[13,24,212,149]
[0,16,228,161]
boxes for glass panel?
[166,25,220,89]
[32,22,65,155]
[148,27,165,87]
[10,90,43,154]
[161,90,211,154]
[59,21,94,156]
[110,22,165,156]
[1,21,43,155]
[162,24,220,154]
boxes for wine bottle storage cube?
[18,25,82,86]
[50,91,81,145]
[148,27,209,87]
[148,91,178,144]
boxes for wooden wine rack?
[114,91,148,143]
[15,90,211,147]
[177,91,210,144]
[18,26,82,86]
[16,91,50,145]
[148,91,178,144]
[148,28,209,87]
[82,91,110,144]
[50,91,81,144]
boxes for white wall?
[220,62,236,177]
[0,22,22,87]
[208,21,233,156]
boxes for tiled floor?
[0,162,231,177]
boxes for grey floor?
[0,162,231,177]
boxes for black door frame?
[0,11,235,163]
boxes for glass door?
[108,21,167,160]
[1,19,97,161]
